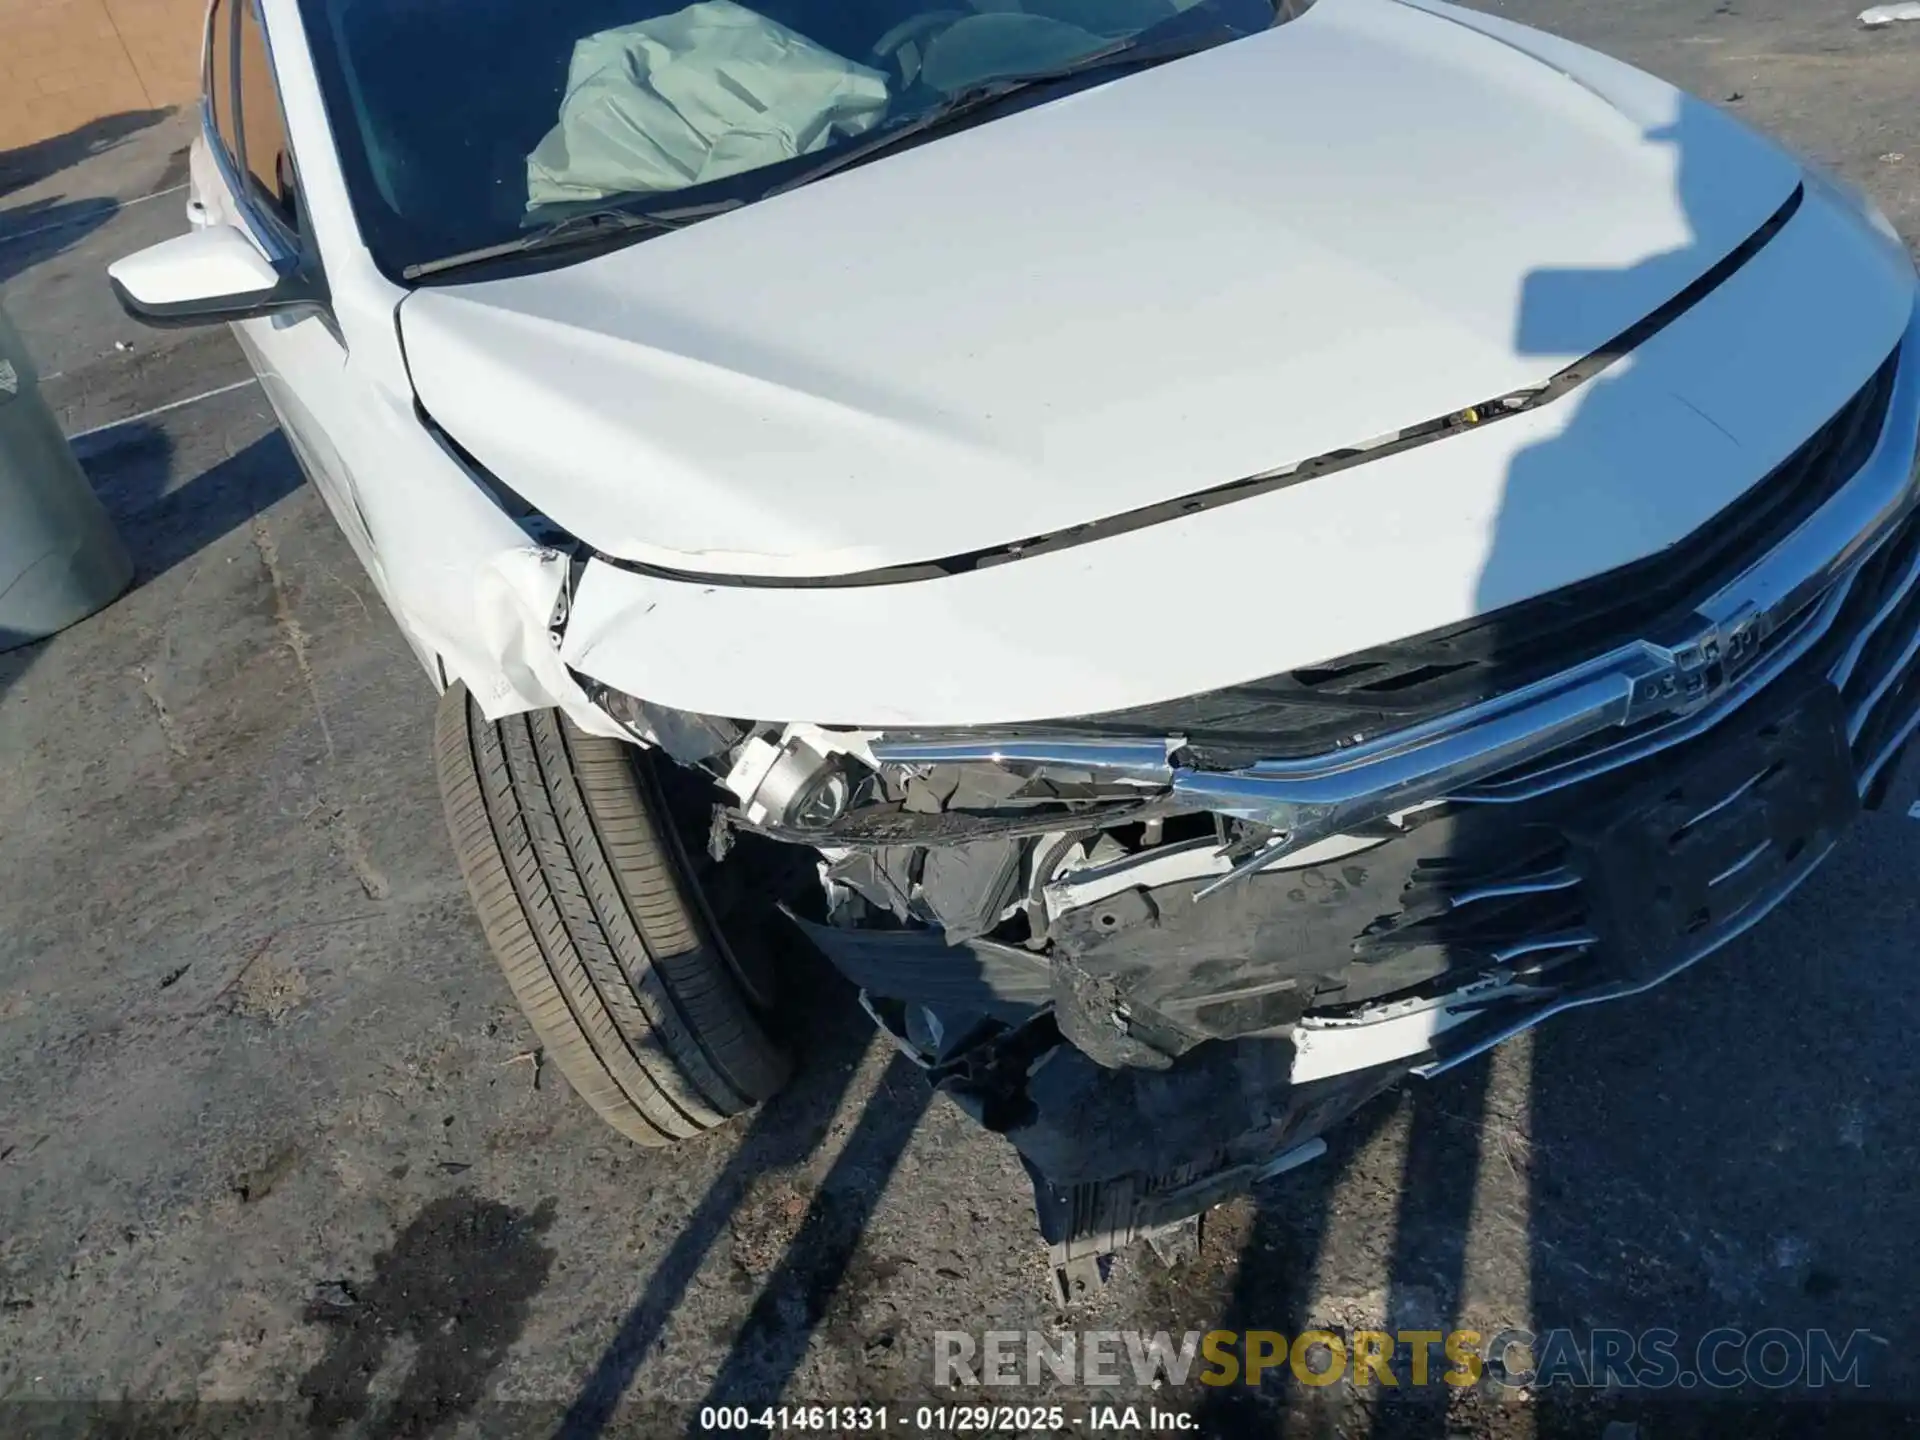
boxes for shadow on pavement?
[0,196,121,288]
[1192,1096,1401,1435]
[75,422,302,585]
[0,110,172,198]
[684,1053,931,1436]
[558,956,924,1440]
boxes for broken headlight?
[585,677,1178,841]
[725,735,866,830]
[579,675,747,766]
[723,732,1178,843]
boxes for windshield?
[297,0,1295,279]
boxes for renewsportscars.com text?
[933,1327,1876,1391]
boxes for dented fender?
[311,382,623,738]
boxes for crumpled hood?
[400,0,1802,579]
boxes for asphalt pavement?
[2,2,1918,1436]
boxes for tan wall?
[1,0,205,152]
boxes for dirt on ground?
[2,3,1919,1436]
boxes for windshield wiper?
[403,197,742,281]
[758,26,1242,203]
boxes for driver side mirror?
[109,223,327,330]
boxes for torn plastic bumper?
[792,661,1884,1287]
[852,989,1397,1303]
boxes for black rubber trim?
[580,183,1806,591]
[782,908,1053,1020]
[110,266,330,331]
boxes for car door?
[196,0,384,584]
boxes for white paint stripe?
[125,183,190,207]
[0,183,189,249]
[1908,799,1920,820]
[66,377,260,443]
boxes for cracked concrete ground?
[1,2,1918,1437]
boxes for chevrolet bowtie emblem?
[1625,604,1770,723]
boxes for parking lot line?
[66,376,259,443]
[0,184,189,251]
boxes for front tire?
[434,685,788,1145]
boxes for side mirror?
[108,224,326,330]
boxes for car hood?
[400,0,1802,579]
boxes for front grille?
[1044,346,1901,767]
[1348,835,1591,984]
[1314,501,1920,1015]
[1468,502,1920,801]
[1834,506,1920,791]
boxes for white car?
[112,0,1918,1283]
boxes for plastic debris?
[1859,2,1920,24]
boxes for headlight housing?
[583,674,1181,839]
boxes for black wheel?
[434,684,789,1145]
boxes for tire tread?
[433,687,786,1146]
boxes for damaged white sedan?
[113,0,1919,1289]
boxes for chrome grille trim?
[1451,571,1852,802]
[1406,835,1840,1080]
[1830,530,1920,688]
[1488,929,1599,963]
[1447,868,1581,909]
[1249,312,1917,1084]
[1861,705,1920,791]
[1845,612,1920,743]
[1680,764,1779,833]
